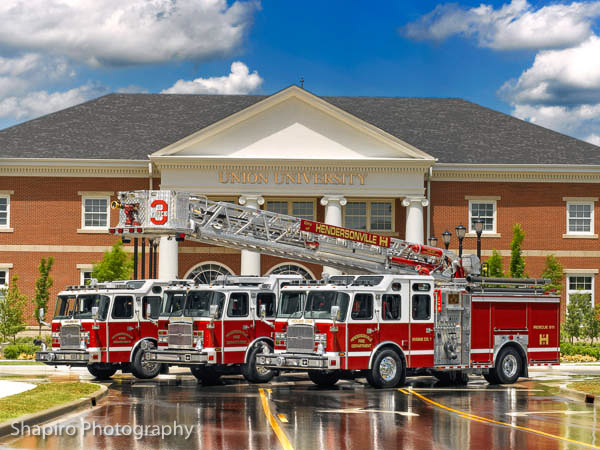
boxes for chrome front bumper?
[36,350,93,365]
[256,352,340,370]
[146,348,210,365]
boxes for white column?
[239,194,264,276]
[402,197,429,244]
[320,195,347,276]
[158,236,179,280]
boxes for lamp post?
[474,218,484,260]
[455,224,466,257]
[442,230,452,250]
[428,236,438,248]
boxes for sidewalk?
[0,380,35,399]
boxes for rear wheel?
[242,343,275,383]
[190,366,222,385]
[493,347,522,385]
[483,372,499,384]
[87,363,117,380]
[434,370,469,385]
[131,347,161,379]
[367,349,405,388]
[308,370,341,386]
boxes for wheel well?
[129,338,158,361]
[244,337,273,364]
[369,343,406,370]
[496,342,528,377]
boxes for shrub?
[560,342,600,360]
[2,343,41,360]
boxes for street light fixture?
[474,218,484,260]
[455,224,466,257]
[442,230,452,250]
[428,236,438,248]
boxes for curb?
[0,383,108,439]
[558,384,597,407]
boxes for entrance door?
[222,292,252,364]
[408,282,434,368]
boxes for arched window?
[266,263,315,280]
[186,262,234,284]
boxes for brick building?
[1,86,599,324]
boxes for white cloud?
[0,84,105,120]
[162,61,262,94]
[0,0,259,67]
[587,134,600,145]
[401,0,600,50]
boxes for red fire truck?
[36,279,189,379]
[144,275,301,384]
[255,274,560,387]
[108,190,561,387]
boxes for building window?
[82,196,109,229]
[186,262,234,285]
[0,269,8,288]
[265,200,315,220]
[0,196,9,228]
[469,200,496,233]
[266,263,315,280]
[343,200,393,232]
[566,274,594,307]
[81,271,93,285]
[567,202,594,235]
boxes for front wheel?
[492,347,522,385]
[308,370,341,386]
[131,347,161,379]
[87,363,117,380]
[367,349,405,388]
[190,366,222,385]
[242,343,275,383]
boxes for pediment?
[151,86,435,162]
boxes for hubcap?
[256,364,271,376]
[502,354,518,378]
[379,356,397,382]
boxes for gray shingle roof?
[0,93,598,164]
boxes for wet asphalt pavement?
[2,369,600,450]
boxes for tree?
[0,275,27,343]
[92,241,133,282]
[563,293,589,344]
[541,254,563,294]
[582,303,600,344]
[33,257,54,337]
[486,250,505,277]
[509,224,526,278]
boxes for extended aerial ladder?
[110,190,481,280]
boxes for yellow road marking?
[278,413,289,423]
[398,388,600,449]
[259,388,294,450]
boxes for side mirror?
[91,306,99,320]
[38,308,45,321]
[259,304,267,319]
[331,305,340,322]
[145,303,152,319]
[209,304,218,319]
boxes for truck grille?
[286,325,314,354]
[60,325,80,349]
[168,322,193,349]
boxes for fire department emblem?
[150,200,168,225]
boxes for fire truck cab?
[36,279,188,380]
[256,274,560,388]
[145,274,301,384]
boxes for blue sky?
[0,0,599,145]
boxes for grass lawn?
[567,381,600,396]
[0,382,100,422]
[0,361,44,365]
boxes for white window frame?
[77,264,94,285]
[0,265,10,289]
[343,199,395,232]
[78,191,112,232]
[564,197,597,237]
[565,272,595,308]
[466,196,499,236]
[264,198,316,221]
[0,190,14,232]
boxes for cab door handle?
[426,328,433,333]
[242,325,249,330]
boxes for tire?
[308,370,341,386]
[242,343,275,383]
[483,372,499,384]
[190,366,222,385]
[492,347,522,385]
[131,347,161,379]
[434,370,469,385]
[367,349,405,389]
[87,363,117,380]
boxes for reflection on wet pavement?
[3,373,600,450]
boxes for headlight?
[81,331,90,343]
[275,332,287,346]
[159,336,168,343]
[52,332,60,339]
[315,333,327,344]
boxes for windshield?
[304,291,350,320]
[54,295,76,319]
[160,291,187,318]
[277,291,306,319]
[74,294,110,320]
[183,290,225,318]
